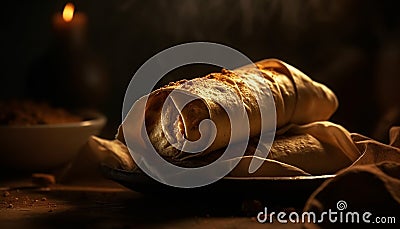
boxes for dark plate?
[101,165,335,206]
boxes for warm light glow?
[62,3,75,22]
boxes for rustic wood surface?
[0,174,302,229]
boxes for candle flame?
[62,3,75,22]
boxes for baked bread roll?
[79,59,362,178]
[120,59,338,161]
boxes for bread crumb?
[32,173,56,187]
[3,191,10,197]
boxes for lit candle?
[44,3,110,109]
[52,3,87,47]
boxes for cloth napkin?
[303,126,400,228]
[84,121,399,175]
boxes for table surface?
[0,174,304,229]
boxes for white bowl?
[0,111,106,171]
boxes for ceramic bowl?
[0,111,106,171]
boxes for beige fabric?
[87,136,137,171]
[89,134,314,177]
[351,130,400,166]
[390,126,400,148]
[88,124,400,178]
[303,127,400,228]
[93,122,360,177]
[303,162,400,229]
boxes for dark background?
[1,0,400,141]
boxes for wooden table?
[0,175,302,228]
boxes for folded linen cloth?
[303,162,400,228]
[302,126,400,228]
[80,124,399,178]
